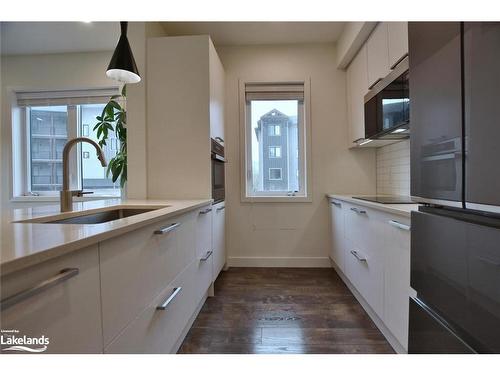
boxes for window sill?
[241,195,312,203]
[11,195,120,203]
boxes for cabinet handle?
[200,250,213,261]
[350,250,367,262]
[350,207,366,214]
[156,287,182,310]
[0,268,79,311]
[390,53,409,70]
[368,77,383,90]
[199,208,213,215]
[388,220,411,231]
[331,201,342,207]
[154,222,180,235]
[216,206,225,212]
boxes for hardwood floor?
[178,268,394,354]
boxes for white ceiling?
[161,22,346,46]
[1,22,119,56]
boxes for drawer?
[0,245,102,353]
[345,237,384,318]
[105,259,201,354]
[99,211,196,345]
[345,203,386,256]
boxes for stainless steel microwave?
[364,57,410,140]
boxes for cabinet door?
[367,23,390,89]
[387,22,409,69]
[409,22,462,202]
[384,215,411,351]
[347,44,369,145]
[196,205,213,260]
[209,41,225,143]
[1,245,102,353]
[464,22,500,210]
[329,199,345,272]
[212,202,226,281]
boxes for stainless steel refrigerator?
[409,22,500,353]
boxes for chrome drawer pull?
[388,220,411,231]
[200,250,213,261]
[350,250,367,262]
[199,208,213,215]
[350,207,366,214]
[1,268,79,311]
[154,222,180,235]
[216,206,225,212]
[331,201,341,207]
[156,287,182,310]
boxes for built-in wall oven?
[211,138,225,203]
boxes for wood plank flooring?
[178,268,394,354]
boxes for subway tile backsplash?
[376,140,410,196]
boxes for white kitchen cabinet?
[387,22,409,69]
[327,196,413,352]
[196,204,213,261]
[384,216,411,350]
[0,245,102,353]
[329,199,345,271]
[346,44,369,145]
[366,23,390,89]
[209,42,225,143]
[212,201,226,281]
[99,211,196,345]
[147,35,225,200]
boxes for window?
[13,88,121,197]
[269,168,282,180]
[269,146,281,158]
[268,124,281,136]
[242,81,310,200]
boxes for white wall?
[218,43,376,267]
[1,51,113,209]
[376,140,410,196]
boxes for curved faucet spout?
[62,137,107,191]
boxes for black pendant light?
[106,21,141,84]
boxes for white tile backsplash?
[376,140,410,196]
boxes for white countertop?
[326,194,419,218]
[0,198,212,275]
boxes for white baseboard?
[227,256,332,268]
[331,260,407,354]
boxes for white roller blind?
[245,82,304,101]
[16,87,120,107]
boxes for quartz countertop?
[0,198,212,275]
[326,194,419,218]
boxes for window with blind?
[13,88,121,196]
[243,81,308,199]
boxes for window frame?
[10,87,121,200]
[269,146,282,158]
[239,79,312,203]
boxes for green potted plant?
[93,85,127,194]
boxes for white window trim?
[8,86,121,200]
[239,78,312,203]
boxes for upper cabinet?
[147,35,225,199]
[366,23,390,89]
[346,44,369,145]
[209,42,225,143]
[387,22,409,69]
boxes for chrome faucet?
[60,137,107,212]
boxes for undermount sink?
[18,206,169,225]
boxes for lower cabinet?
[0,245,102,353]
[328,197,411,351]
[212,201,226,281]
